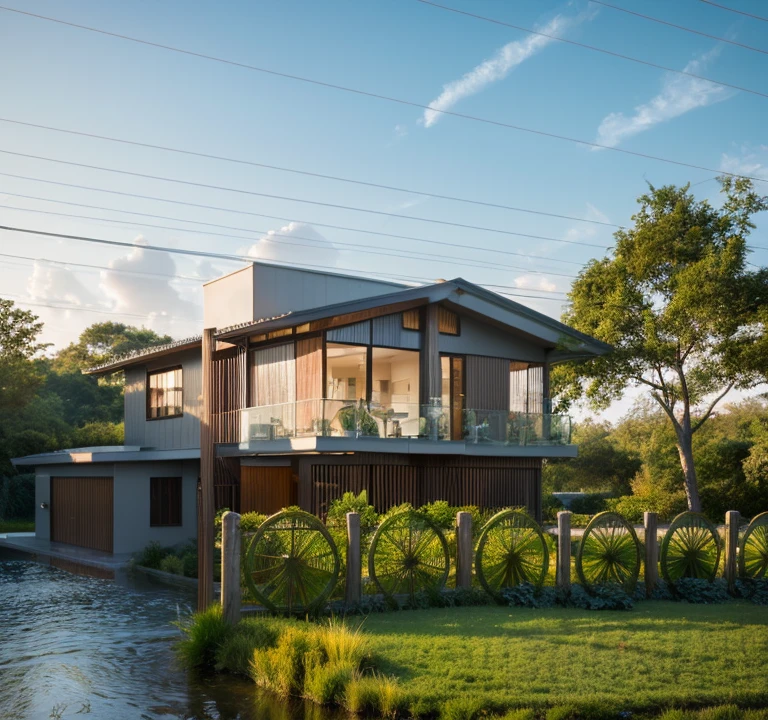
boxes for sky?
[0,0,766,422]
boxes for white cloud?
[394,124,408,138]
[719,144,768,179]
[247,222,340,269]
[594,48,732,149]
[422,12,585,128]
[514,275,558,293]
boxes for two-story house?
[13,262,609,555]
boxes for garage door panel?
[51,477,113,553]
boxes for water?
[0,558,337,720]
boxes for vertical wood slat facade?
[198,328,216,611]
[300,454,542,521]
[465,356,511,411]
[211,345,247,443]
[421,304,441,404]
[51,477,113,553]
[296,337,323,432]
[240,466,297,515]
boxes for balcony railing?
[214,399,571,446]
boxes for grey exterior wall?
[35,460,199,555]
[372,313,421,349]
[124,349,202,450]
[439,314,547,363]
[203,265,254,330]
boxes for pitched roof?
[83,336,202,375]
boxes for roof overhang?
[11,447,201,467]
[84,337,203,376]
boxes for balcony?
[214,399,572,456]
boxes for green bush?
[181,551,197,578]
[135,541,168,569]
[568,493,610,515]
[240,511,268,532]
[606,491,687,523]
[542,493,565,522]
[175,604,232,671]
[160,554,184,575]
[0,473,35,521]
[568,584,634,611]
[327,490,379,529]
[420,501,485,532]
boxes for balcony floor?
[216,436,578,458]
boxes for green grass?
[0,519,34,533]
[361,603,768,713]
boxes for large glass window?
[326,344,367,401]
[510,362,544,413]
[371,348,420,437]
[250,343,296,406]
[147,367,183,419]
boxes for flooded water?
[0,558,338,720]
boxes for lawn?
[361,603,768,713]
[0,519,34,533]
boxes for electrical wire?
[697,0,768,22]
[0,148,610,248]
[0,201,580,280]
[589,0,768,54]
[0,171,589,267]
[1,4,766,181]
[0,292,177,320]
[0,117,620,229]
[416,0,768,97]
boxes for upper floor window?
[147,367,183,420]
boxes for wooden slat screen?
[51,476,113,553]
[241,466,296,515]
[211,345,247,443]
[296,337,323,433]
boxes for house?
[12,262,609,555]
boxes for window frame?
[149,476,182,527]
[146,365,184,421]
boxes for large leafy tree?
[554,178,768,511]
[0,299,48,412]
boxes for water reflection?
[0,560,341,720]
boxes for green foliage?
[181,550,198,578]
[567,584,634,611]
[215,617,281,675]
[159,554,184,575]
[175,604,232,671]
[439,696,488,720]
[304,656,355,705]
[500,710,536,720]
[251,624,316,697]
[568,493,610,515]
[420,500,485,531]
[344,673,404,717]
[673,578,731,604]
[0,473,34,521]
[606,491,687,523]
[541,494,565,522]
[326,490,379,528]
[502,583,557,609]
[68,421,124,447]
[135,541,168,569]
[240,511,268,532]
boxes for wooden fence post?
[345,512,361,607]
[221,511,241,624]
[724,510,740,591]
[644,511,658,598]
[456,511,473,589]
[198,327,216,611]
[556,511,571,591]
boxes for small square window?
[147,367,183,420]
[150,477,182,527]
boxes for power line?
[415,0,768,98]
[697,0,768,22]
[0,117,620,230]
[1,5,766,182]
[0,171,588,267]
[0,200,580,280]
[590,0,768,55]
[0,223,572,300]
[0,148,610,249]
[0,292,177,320]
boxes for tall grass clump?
[251,624,318,697]
[175,604,232,671]
[216,617,281,675]
[317,617,366,666]
[344,673,405,717]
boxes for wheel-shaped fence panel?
[739,511,768,580]
[243,509,340,614]
[576,511,641,593]
[474,509,549,599]
[368,508,450,599]
[660,511,720,584]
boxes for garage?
[51,476,114,553]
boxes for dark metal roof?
[83,336,202,375]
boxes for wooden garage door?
[240,467,296,515]
[51,477,114,553]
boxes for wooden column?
[724,510,740,591]
[198,327,216,611]
[644,512,658,598]
[421,303,441,404]
[345,512,361,607]
[221,511,241,624]
[456,511,473,589]
[556,511,571,590]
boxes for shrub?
[327,490,379,528]
[240,511,268,533]
[175,604,232,671]
[567,584,634,611]
[606,491,687,523]
[542,494,565,522]
[503,583,557,609]
[0,473,35,521]
[216,617,281,675]
[135,541,168,569]
[160,554,184,575]
[181,551,197,578]
[568,493,610,516]
[674,578,731,604]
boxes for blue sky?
[1,0,766,420]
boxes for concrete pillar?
[724,510,740,591]
[556,511,571,590]
[456,511,473,589]
[644,512,658,598]
[345,512,361,606]
[221,511,241,624]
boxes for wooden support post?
[198,327,216,611]
[221,511,241,624]
[644,512,658,598]
[421,303,441,403]
[724,510,740,591]
[556,511,571,591]
[456,511,473,589]
[345,512,362,607]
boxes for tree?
[0,299,48,412]
[53,321,173,374]
[553,178,768,511]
